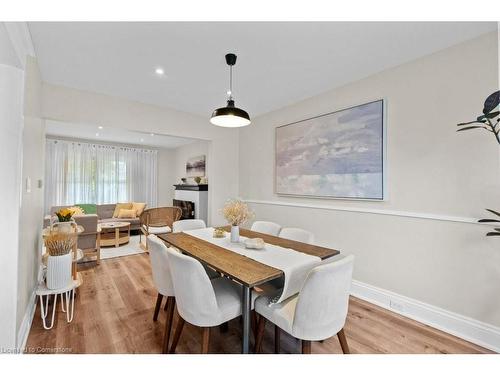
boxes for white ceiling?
[45,120,198,149]
[29,22,496,118]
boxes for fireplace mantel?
[174,184,208,191]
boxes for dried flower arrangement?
[221,198,254,226]
[55,208,75,222]
[44,231,77,256]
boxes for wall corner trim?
[351,279,500,353]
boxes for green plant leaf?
[486,208,500,217]
[478,219,500,223]
[456,126,486,132]
[483,90,500,114]
[457,120,486,126]
[486,232,500,236]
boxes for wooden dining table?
[158,226,339,353]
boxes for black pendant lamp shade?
[210,53,251,127]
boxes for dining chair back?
[166,247,220,327]
[293,255,354,340]
[172,219,206,233]
[251,221,281,236]
[147,234,177,353]
[147,235,175,297]
[279,227,314,244]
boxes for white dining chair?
[254,255,354,354]
[147,234,177,354]
[279,227,314,244]
[172,219,206,232]
[251,221,282,236]
[166,247,257,354]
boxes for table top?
[99,221,131,229]
[158,227,339,288]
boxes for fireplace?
[173,199,195,220]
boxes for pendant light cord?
[229,65,233,99]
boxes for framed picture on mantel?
[186,155,206,177]
[275,99,385,200]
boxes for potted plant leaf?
[457,90,500,236]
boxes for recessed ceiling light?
[95,133,99,137]
[150,133,155,136]
[140,138,144,142]
[155,67,165,76]
[98,126,103,130]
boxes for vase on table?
[230,225,240,243]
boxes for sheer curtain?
[45,139,158,210]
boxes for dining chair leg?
[251,311,258,338]
[153,293,163,322]
[169,315,185,354]
[201,327,210,354]
[302,340,312,354]
[254,315,266,353]
[274,325,281,354]
[162,297,175,354]
[337,328,350,354]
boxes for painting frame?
[186,154,206,178]
[274,99,387,201]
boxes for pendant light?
[210,53,251,127]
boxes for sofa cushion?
[113,203,133,218]
[132,202,146,216]
[97,204,116,219]
[118,209,137,218]
[77,203,97,214]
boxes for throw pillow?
[68,206,85,216]
[76,203,97,214]
[113,203,133,218]
[118,209,137,219]
[132,202,146,216]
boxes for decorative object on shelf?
[213,227,226,238]
[457,91,500,144]
[221,198,254,243]
[200,176,208,184]
[186,155,206,177]
[210,53,251,128]
[244,237,265,250]
[181,177,187,184]
[276,99,385,200]
[194,176,202,184]
[44,222,78,290]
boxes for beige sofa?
[44,204,144,250]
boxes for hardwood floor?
[26,254,492,354]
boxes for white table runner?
[184,227,321,304]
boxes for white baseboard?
[17,265,43,353]
[351,279,500,353]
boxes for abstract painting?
[186,155,206,177]
[275,100,384,199]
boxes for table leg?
[115,228,119,248]
[241,285,251,354]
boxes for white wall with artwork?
[238,32,500,338]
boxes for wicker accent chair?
[140,207,182,250]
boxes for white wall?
[16,56,45,342]
[239,32,500,328]
[0,23,26,351]
[42,84,239,225]
[157,148,175,206]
